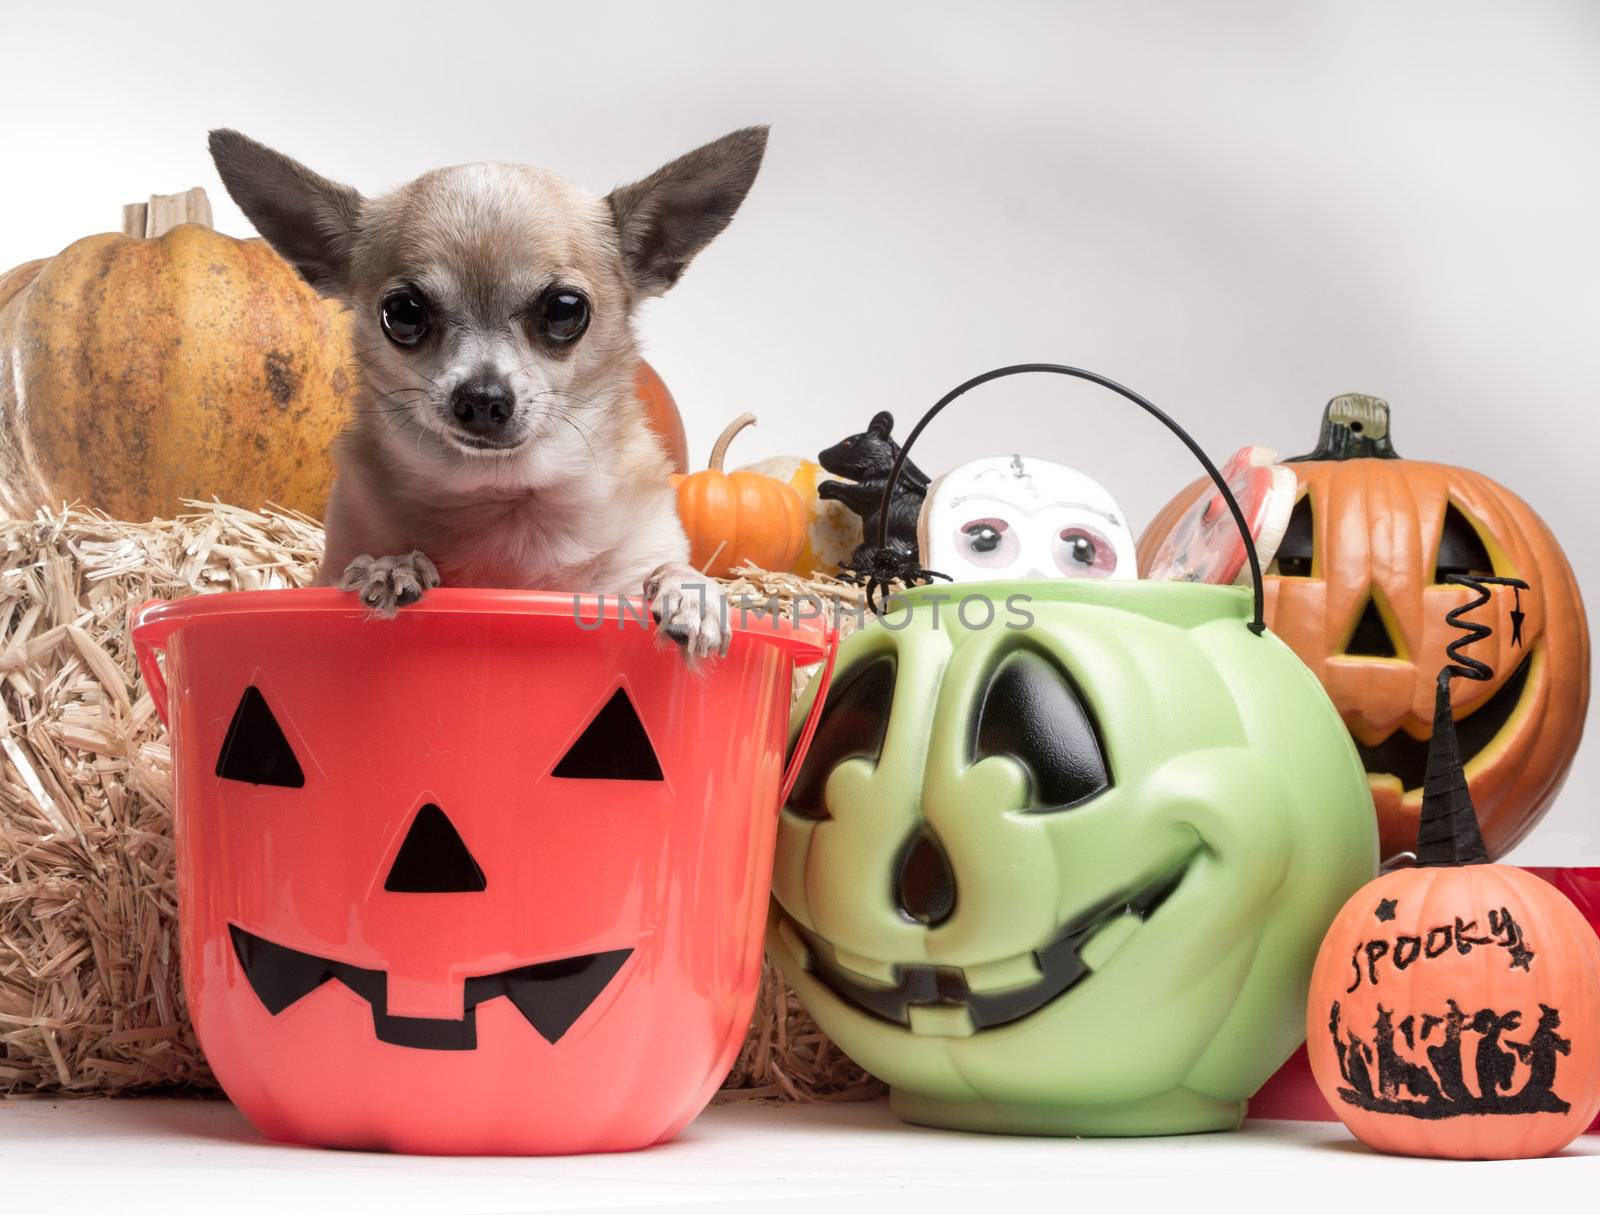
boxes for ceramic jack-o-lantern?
[1138,394,1589,861]
[770,365,1378,1137]
[1306,575,1600,1159]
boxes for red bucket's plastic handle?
[778,623,840,806]
[130,600,177,726]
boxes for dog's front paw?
[645,563,728,662]
[337,551,441,618]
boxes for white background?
[2,1,1596,862]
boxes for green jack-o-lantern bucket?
[768,365,1379,1137]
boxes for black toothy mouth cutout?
[229,926,632,1051]
[789,859,1191,1034]
[1354,652,1532,793]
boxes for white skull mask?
[918,455,1136,583]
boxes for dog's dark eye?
[538,290,590,344]
[379,291,431,347]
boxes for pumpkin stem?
[1414,573,1529,868]
[121,188,214,239]
[1287,394,1400,462]
[708,413,757,472]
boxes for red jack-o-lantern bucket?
[132,589,836,1155]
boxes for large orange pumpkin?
[634,359,689,475]
[0,190,355,521]
[1306,582,1600,1158]
[1138,394,1588,861]
[671,413,805,577]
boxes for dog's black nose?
[449,378,515,435]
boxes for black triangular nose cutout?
[1345,598,1399,658]
[384,804,487,893]
[216,686,305,787]
[551,688,663,781]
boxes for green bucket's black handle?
[867,363,1267,636]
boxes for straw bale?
[0,504,876,1100]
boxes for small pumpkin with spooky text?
[1305,577,1600,1159]
[671,414,807,577]
[1138,394,1589,862]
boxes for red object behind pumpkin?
[133,589,834,1154]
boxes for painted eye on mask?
[1054,526,1118,578]
[958,517,1020,568]
[537,289,591,345]
[379,290,430,347]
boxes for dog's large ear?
[208,129,363,295]
[606,126,768,297]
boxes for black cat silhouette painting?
[1328,999,1572,1119]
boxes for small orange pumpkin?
[671,413,806,577]
[1306,580,1600,1159]
[733,455,862,577]
[1139,394,1589,861]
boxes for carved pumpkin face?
[144,590,818,1154]
[1138,396,1589,861]
[769,579,1377,1136]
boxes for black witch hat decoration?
[1415,573,1531,867]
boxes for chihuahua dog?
[208,126,769,659]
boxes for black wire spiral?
[1439,573,1529,685]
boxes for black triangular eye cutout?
[384,804,487,893]
[972,649,1110,812]
[551,688,663,781]
[1434,503,1494,582]
[1344,597,1399,658]
[216,686,305,787]
[785,655,897,821]
[1269,495,1314,577]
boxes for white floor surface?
[0,1095,1594,1213]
